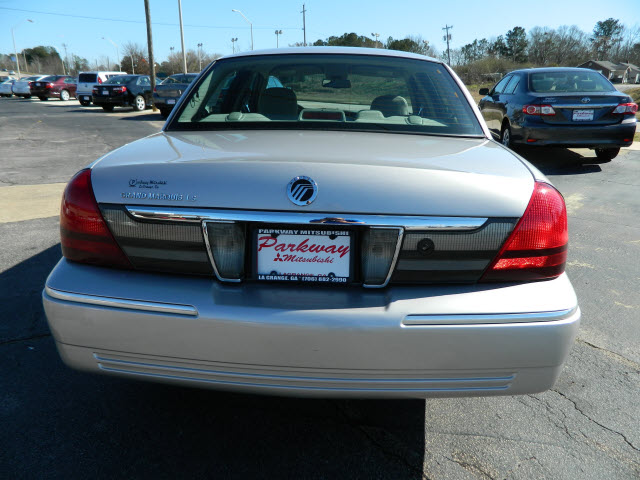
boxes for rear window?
[40,76,57,82]
[169,53,483,136]
[530,71,615,93]
[105,75,136,85]
[79,73,97,83]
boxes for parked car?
[92,74,155,112]
[76,71,127,106]
[44,48,580,399]
[0,74,16,83]
[152,73,198,118]
[30,75,77,101]
[11,75,49,98]
[478,67,637,161]
[0,78,16,97]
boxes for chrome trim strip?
[202,220,243,283]
[363,227,404,289]
[126,206,487,231]
[44,286,198,316]
[402,307,577,326]
[551,104,618,109]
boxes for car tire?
[594,147,620,162]
[60,89,70,101]
[79,99,91,106]
[133,95,146,112]
[39,96,48,101]
[101,105,115,112]
[500,124,512,149]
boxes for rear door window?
[492,75,512,95]
[78,73,97,83]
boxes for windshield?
[168,53,483,136]
[105,75,136,85]
[530,70,615,93]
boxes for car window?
[491,75,512,95]
[64,77,75,84]
[529,71,615,93]
[171,53,483,136]
[105,75,135,85]
[78,73,97,83]
[503,76,520,95]
[136,76,150,86]
[162,76,178,85]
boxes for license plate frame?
[572,109,594,121]
[254,227,354,284]
[167,98,176,105]
[102,90,109,96]
[83,96,90,101]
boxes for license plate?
[36,82,41,86]
[102,90,108,95]
[256,228,351,283]
[573,109,594,121]
[167,99,176,105]
[83,96,90,101]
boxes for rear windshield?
[104,75,136,85]
[40,76,58,82]
[168,53,483,136]
[529,71,615,93]
[78,73,97,83]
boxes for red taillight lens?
[46,83,53,89]
[523,104,556,116]
[60,169,131,268]
[113,86,127,93]
[28,81,33,87]
[98,77,103,84]
[612,103,638,114]
[481,182,567,282]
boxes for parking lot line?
[0,183,66,223]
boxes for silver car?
[11,75,49,98]
[43,48,580,398]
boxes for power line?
[0,7,297,30]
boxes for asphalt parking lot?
[1,97,639,479]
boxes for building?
[577,60,640,83]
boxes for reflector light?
[60,169,131,268]
[204,222,246,280]
[481,182,567,282]
[527,139,537,143]
[523,104,555,116]
[361,228,401,286]
[612,103,638,114]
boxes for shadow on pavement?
[119,112,165,122]
[516,147,604,176]
[0,243,61,343]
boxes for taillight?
[46,83,53,89]
[98,77,103,84]
[60,169,131,268]
[523,104,556,116]
[113,86,127,93]
[92,87,99,93]
[28,81,33,87]
[481,182,567,282]
[612,103,638,114]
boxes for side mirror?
[479,88,490,96]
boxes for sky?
[1,0,639,67]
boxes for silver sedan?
[43,48,580,398]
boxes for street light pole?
[231,38,238,54]
[275,30,282,48]
[11,19,33,78]
[178,0,188,73]
[197,43,203,70]
[102,37,120,70]
[371,32,380,48]
[231,9,253,51]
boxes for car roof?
[509,67,599,75]
[220,46,441,64]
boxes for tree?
[387,36,437,56]
[591,18,623,59]
[121,42,147,74]
[505,27,528,62]
[488,36,508,58]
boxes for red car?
[30,75,77,101]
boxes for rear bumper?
[43,259,580,398]
[513,120,636,147]
[152,94,178,108]
[92,95,128,106]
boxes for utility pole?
[62,43,69,74]
[442,24,453,65]
[301,4,307,46]
[231,38,238,54]
[144,0,158,112]
[197,43,203,70]
[275,30,282,48]
[178,0,188,73]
